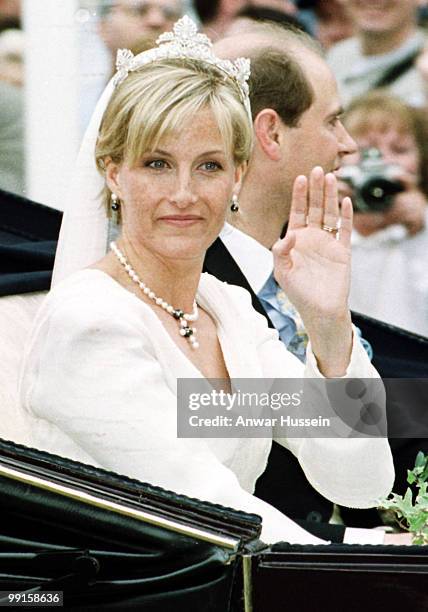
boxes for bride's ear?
[104,157,122,197]
[234,161,247,194]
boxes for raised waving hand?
[273,166,354,376]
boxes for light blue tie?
[275,285,308,362]
[258,274,373,363]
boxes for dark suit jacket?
[204,236,428,540]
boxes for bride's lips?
[159,215,204,227]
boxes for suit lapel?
[204,237,275,328]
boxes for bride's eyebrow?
[145,149,172,157]
[196,150,226,157]
[145,149,226,158]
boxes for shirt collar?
[220,223,274,294]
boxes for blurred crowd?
[0,0,23,196]
[1,0,427,337]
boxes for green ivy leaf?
[407,470,416,485]
[415,451,426,468]
[379,452,428,543]
[408,514,428,533]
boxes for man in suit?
[203,22,427,543]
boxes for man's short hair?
[231,23,323,127]
[249,47,313,127]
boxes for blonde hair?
[95,58,253,211]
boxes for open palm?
[273,167,353,326]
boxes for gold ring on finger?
[322,224,339,235]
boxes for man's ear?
[104,158,122,198]
[253,109,285,161]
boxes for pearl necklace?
[110,242,199,349]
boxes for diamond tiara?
[112,16,252,120]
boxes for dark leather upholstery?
[0,439,261,610]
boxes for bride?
[19,18,394,545]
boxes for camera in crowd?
[339,148,405,212]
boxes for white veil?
[51,80,115,286]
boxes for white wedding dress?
[19,269,394,544]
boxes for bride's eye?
[200,161,222,171]
[146,159,168,169]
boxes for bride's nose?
[170,171,198,207]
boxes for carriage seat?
[0,292,46,446]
